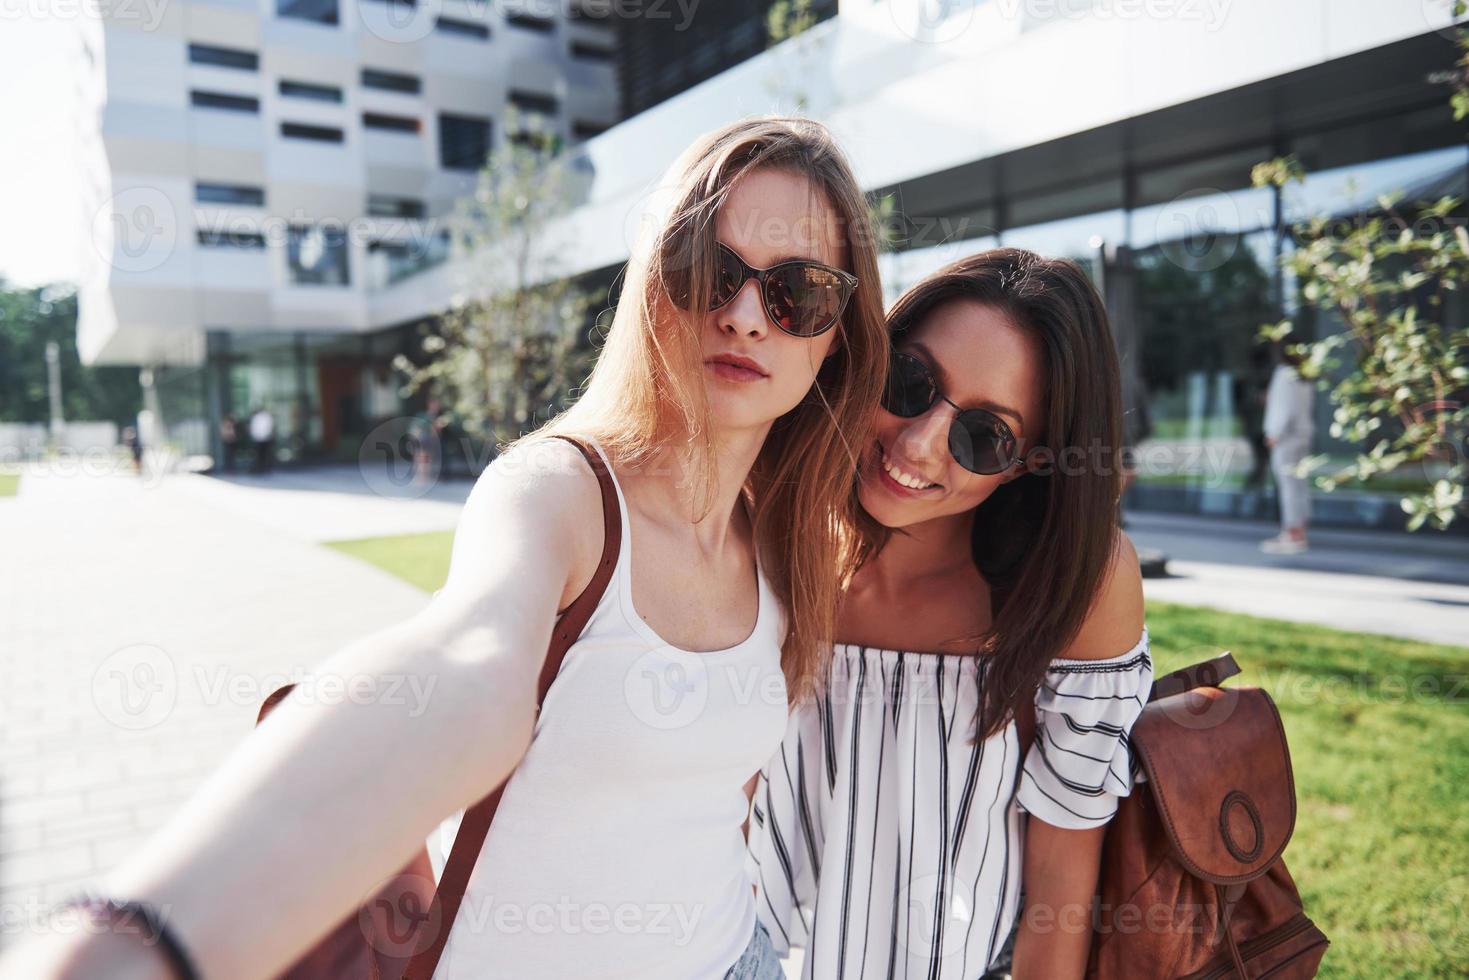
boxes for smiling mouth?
[875,441,942,492]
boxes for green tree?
[1250,173,1468,530]
[395,122,598,456]
[0,281,141,427]
[1246,15,1469,530]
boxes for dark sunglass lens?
[708,245,745,309]
[882,354,935,417]
[951,412,1014,475]
[768,265,846,336]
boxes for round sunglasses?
[881,350,1023,476]
[664,240,857,338]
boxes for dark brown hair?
[863,247,1125,739]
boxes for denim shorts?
[723,920,784,980]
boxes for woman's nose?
[893,405,952,464]
[718,278,769,339]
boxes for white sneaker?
[1260,537,1308,555]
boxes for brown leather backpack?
[252,434,620,980]
[1080,653,1330,979]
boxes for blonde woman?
[2,117,889,980]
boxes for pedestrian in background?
[1262,344,1315,554]
[248,406,274,475]
[219,413,239,473]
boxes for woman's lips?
[706,360,767,383]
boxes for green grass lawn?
[0,472,18,497]
[328,530,1469,979]
[326,531,453,594]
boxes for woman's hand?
[0,438,605,980]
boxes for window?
[438,113,490,171]
[188,44,258,71]
[435,16,490,39]
[191,91,260,113]
[281,121,345,142]
[508,90,558,115]
[508,131,560,154]
[505,12,554,32]
[366,232,449,285]
[571,120,607,140]
[570,42,615,63]
[361,68,421,95]
[279,80,343,103]
[288,225,350,285]
[363,112,420,134]
[367,194,425,219]
[276,0,339,24]
[195,182,266,206]
[197,229,266,249]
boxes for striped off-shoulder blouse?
[746,629,1153,980]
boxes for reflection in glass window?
[277,0,339,23]
[288,225,350,286]
[1280,146,1469,224]
[1004,209,1127,266]
[1128,229,1280,491]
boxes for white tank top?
[432,438,790,980]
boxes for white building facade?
[78,0,617,458]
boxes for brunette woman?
[1,117,888,980]
[748,248,1154,980]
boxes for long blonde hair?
[520,116,889,700]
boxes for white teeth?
[881,452,935,490]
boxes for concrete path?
[0,464,431,948]
[1127,511,1469,647]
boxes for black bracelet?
[57,892,200,980]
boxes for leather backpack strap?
[401,434,621,980]
[1148,651,1240,703]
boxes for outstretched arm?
[1,438,604,980]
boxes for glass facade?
[879,110,1468,523]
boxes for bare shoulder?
[447,435,608,610]
[1060,530,1146,660]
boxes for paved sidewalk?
[1127,511,1469,646]
[177,466,472,543]
[0,465,431,946]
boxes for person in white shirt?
[248,406,275,474]
[1261,346,1315,554]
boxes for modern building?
[77,0,619,460]
[515,0,1469,531]
[80,0,1466,530]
